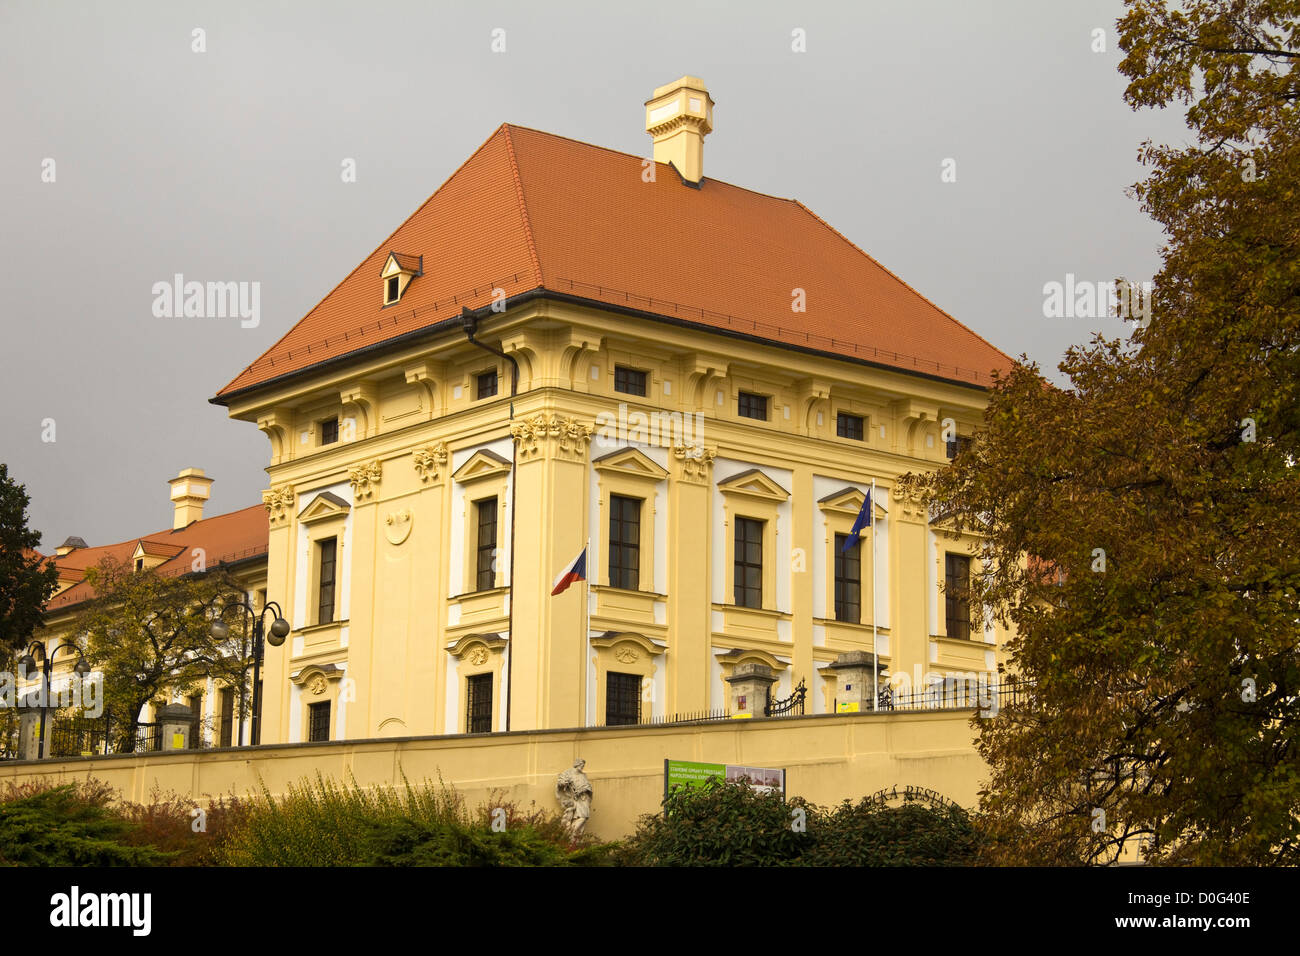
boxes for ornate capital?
[897,485,928,523]
[412,442,449,484]
[510,414,594,462]
[348,460,383,500]
[672,442,716,484]
[262,485,295,527]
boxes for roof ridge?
[500,125,544,287]
[790,199,1014,365]
[217,124,517,394]
[502,123,810,208]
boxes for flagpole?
[584,537,591,725]
[871,478,878,712]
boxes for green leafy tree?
[0,463,59,664]
[902,0,1300,864]
[75,557,255,749]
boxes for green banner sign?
[664,759,786,804]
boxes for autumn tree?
[76,557,257,751]
[0,464,59,665]
[904,0,1300,865]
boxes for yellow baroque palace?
[214,76,1015,744]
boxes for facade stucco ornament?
[348,460,383,500]
[672,442,716,484]
[412,442,449,484]
[511,414,594,462]
[468,645,489,666]
[308,675,328,696]
[615,646,639,664]
[897,485,928,523]
[262,485,296,527]
[556,759,593,840]
[384,508,413,545]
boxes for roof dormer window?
[381,252,422,306]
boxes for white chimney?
[645,76,714,184]
[168,468,213,529]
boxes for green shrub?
[360,818,572,866]
[0,783,172,867]
[620,780,983,867]
[216,773,602,867]
[622,778,815,866]
[803,800,979,866]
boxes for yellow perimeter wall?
[0,710,985,839]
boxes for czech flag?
[551,545,587,596]
[840,489,872,554]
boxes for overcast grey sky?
[0,0,1188,550]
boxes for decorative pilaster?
[671,442,716,483]
[897,485,928,523]
[509,414,594,462]
[412,442,449,484]
[349,460,383,501]
[262,485,296,527]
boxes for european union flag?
[840,489,872,554]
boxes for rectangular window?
[219,687,234,748]
[734,517,764,609]
[466,673,493,733]
[386,275,400,303]
[475,498,498,591]
[834,534,862,623]
[321,417,339,445]
[317,537,337,625]
[608,494,641,590]
[946,435,973,460]
[308,701,331,742]
[605,672,642,726]
[737,391,768,421]
[837,412,864,441]
[945,553,972,640]
[614,365,647,396]
[187,693,203,746]
[476,370,498,399]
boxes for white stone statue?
[556,758,593,839]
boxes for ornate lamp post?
[19,642,92,759]
[208,597,290,746]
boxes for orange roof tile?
[44,505,268,613]
[215,124,1011,401]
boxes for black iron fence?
[600,708,731,727]
[877,678,1034,714]
[765,679,807,717]
[48,715,114,758]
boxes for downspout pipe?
[461,306,520,731]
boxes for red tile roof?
[44,505,268,614]
[216,124,1012,400]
